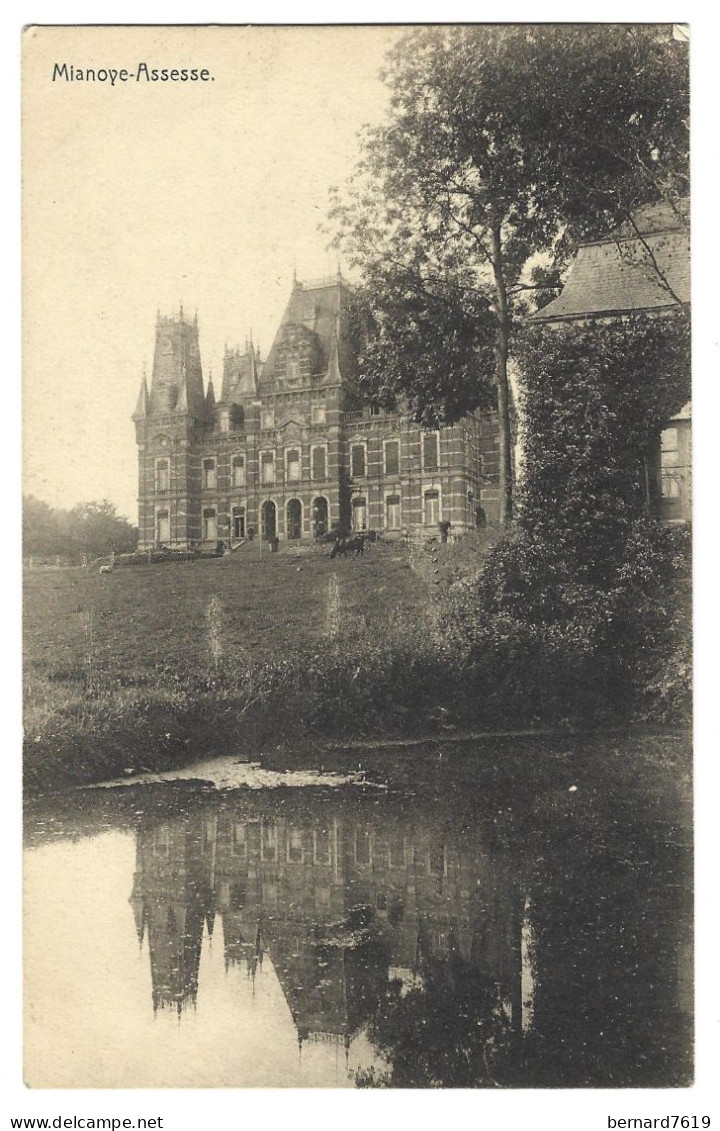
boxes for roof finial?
[293,266,299,289]
[337,257,342,282]
[179,300,184,322]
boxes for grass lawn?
[25,541,426,682]
[25,538,496,793]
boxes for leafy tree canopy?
[23,496,138,561]
[330,24,688,521]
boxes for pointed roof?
[205,375,216,412]
[261,276,356,386]
[132,374,150,420]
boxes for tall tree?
[330,24,688,525]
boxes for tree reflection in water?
[356,953,517,1088]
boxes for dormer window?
[312,404,326,425]
[262,409,275,430]
[287,356,300,381]
[230,404,245,430]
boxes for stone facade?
[133,277,499,551]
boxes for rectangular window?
[262,409,275,430]
[312,446,327,481]
[153,825,170,857]
[203,508,217,540]
[261,451,275,485]
[286,448,301,482]
[156,460,169,490]
[351,444,366,478]
[232,823,247,859]
[424,490,440,526]
[156,510,170,543]
[286,828,305,864]
[389,835,406,869]
[352,498,367,532]
[312,404,326,425]
[354,829,372,866]
[232,506,245,539]
[261,823,277,862]
[422,432,439,470]
[386,495,401,529]
[384,440,400,476]
[660,427,681,498]
[203,458,216,489]
[313,828,332,866]
[231,455,246,488]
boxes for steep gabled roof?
[533,201,690,322]
[261,277,357,384]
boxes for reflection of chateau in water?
[129,794,527,1042]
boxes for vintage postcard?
[22,23,695,1098]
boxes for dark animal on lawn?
[330,533,366,559]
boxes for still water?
[24,733,692,1088]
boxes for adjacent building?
[133,275,498,551]
[531,199,691,522]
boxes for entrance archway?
[312,496,329,539]
[286,498,302,540]
[261,500,277,540]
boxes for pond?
[23,732,692,1089]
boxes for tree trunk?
[490,222,513,526]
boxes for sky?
[23,25,399,521]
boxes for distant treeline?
[23,496,138,562]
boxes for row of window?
[151,820,445,873]
[154,488,441,542]
[154,434,440,492]
[348,490,439,531]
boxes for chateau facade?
[133,276,499,551]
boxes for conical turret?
[132,372,150,421]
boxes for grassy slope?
[26,540,480,791]
[25,543,425,679]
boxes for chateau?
[133,275,499,551]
